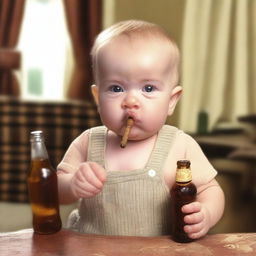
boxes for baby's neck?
[105,131,158,172]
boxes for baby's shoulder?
[72,127,98,149]
[164,125,193,142]
[74,125,105,141]
[164,125,198,153]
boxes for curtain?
[0,0,25,96]
[63,0,102,101]
[179,0,256,133]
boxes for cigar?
[120,117,134,148]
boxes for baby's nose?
[121,92,140,109]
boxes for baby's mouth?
[120,117,134,148]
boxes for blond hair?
[91,20,180,84]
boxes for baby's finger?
[77,178,101,193]
[75,187,98,198]
[71,177,100,197]
[89,162,107,183]
[184,222,204,234]
[78,162,105,189]
[186,227,208,240]
[82,169,104,190]
[182,201,201,214]
[184,211,203,224]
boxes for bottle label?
[176,168,192,182]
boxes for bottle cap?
[30,130,44,142]
[177,160,190,168]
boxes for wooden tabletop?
[0,229,256,256]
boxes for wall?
[102,0,186,126]
[103,0,185,46]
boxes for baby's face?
[94,36,179,141]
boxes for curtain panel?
[0,0,25,96]
[180,0,256,133]
[63,0,102,102]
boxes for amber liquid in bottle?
[171,160,197,243]
[27,131,62,234]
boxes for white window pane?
[18,0,73,100]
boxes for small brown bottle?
[171,160,197,243]
[27,131,62,234]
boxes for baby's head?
[91,20,180,86]
[90,20,182,141]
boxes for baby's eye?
[110,85,123,92]
[143,85,155,92]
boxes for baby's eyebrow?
[102,79,123,84]
[140,78,161,83]
[140,78,157,82]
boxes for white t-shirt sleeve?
[57,130,90,174]
[172,130,217,187]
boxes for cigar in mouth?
[120,117,134,148]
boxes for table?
[0,229,256,256]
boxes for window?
[18,0,73,100]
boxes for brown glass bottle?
[171,160,197,243]
[27,131,62,234]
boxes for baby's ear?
[91,84,99,106]
[168,86,182,116]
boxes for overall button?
[148,169,156,177]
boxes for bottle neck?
[31,140,49,160]
[175,168,192,183]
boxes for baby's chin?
[125,132,157,142]
[109,125,158,142]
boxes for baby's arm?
[57,131,106,204]
[182,179,225,239]
[169,131,225,239]
[58,162,106,204]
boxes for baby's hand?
[182,202,211,239]
[70,162,106,199]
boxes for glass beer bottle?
[27,131,62,234]
[171,160,197,243]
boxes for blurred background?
[0,0,255,234]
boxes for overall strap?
[145,125,178,173]
[87,126,107,167]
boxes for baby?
[57,20,225,238]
